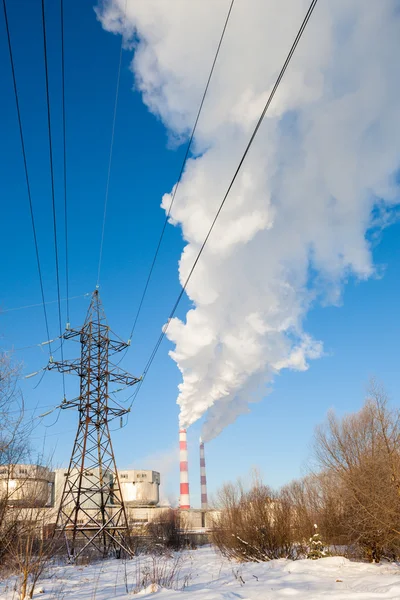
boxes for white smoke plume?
[98,1,400,441]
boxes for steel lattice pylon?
[49,290,140,561]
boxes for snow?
[1,546,400,600]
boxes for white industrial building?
[0,465,217,532]
[0,464,53,507]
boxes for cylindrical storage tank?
[0,464,52,507]
[119,470,160,507]
[54,467,114,512]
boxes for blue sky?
[1,0,400,508]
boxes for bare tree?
[314,383,400,561]
[6,502,54,599]
[0,352,56,595]
[0,352,32,563]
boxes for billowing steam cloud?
[98,1,400,440]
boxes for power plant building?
[0,465,217,532]
[0,464,54,508]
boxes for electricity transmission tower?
[49,289,140,561]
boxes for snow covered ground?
[1,546,400,600]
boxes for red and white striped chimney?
[200,438,208,510]
[179,428,190,509]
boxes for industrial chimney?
[179,428,190,509]
[199,438,208,510]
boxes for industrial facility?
[0,294,216,558]
[0,437,216,535]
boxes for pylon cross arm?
[63,329,81,340]
[48,359,81,375]
[108,370,140,386]
[108,339,130,353]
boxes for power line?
[41,0,65,396]
[1,335,65,354]
[2,0,53,357]
[31,427,76,440]
[60,0,70,325]
[1,292,90,314]
[96,0,128,288]
[126,0,320,410]
[126,0,236,344]
[6,404,55,417]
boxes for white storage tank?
[119,470,160,507]
[0,464,53,507]
[53,467,113,511]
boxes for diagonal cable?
[125,0,236,343]
[60,0,70,326]
[125,0,320,409]
[41,0,66,395]
[96,0,128,288]
[2,0,53,358]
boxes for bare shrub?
[281,471,347,549]
[145,509,192,552]
[211,476,298,562]
[146,509,181,551]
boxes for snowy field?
[1,546,400,599]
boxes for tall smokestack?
[199,438,208,510]
[179,428,190,509]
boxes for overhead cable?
[126,0,320,409]
[2,0,53,357]
[1,334,64,354]
[41,0,66,395]
[96,0,128,288]
[1,292,90,314]
[124,0,236,344]
[6,403,55,417]
[60,0,70,325]
[30,427,76,440]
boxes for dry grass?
[129,553,192,594]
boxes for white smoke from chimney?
[98,1,400,440]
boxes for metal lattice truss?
[48,290,140,561]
